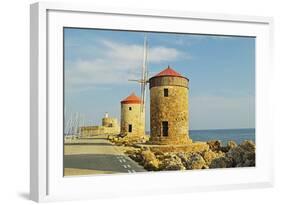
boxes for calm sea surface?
[189,128,255,145]
[146,128,255,145]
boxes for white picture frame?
[30,2,274,202]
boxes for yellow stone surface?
[149,76,190,145]
[102,117,118,127]
[120,103,145,138]
[80,125,120,137]
[137,142,209,153]
[80,117,120,137]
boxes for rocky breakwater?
[124,140,255,171]
[108,134,149,146]
[208,140,256,168]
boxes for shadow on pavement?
[64,154,143,173]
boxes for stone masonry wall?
[80,125,120,137]
[150,83,191,145]
[149,76,188,89]
[120,103,145,138]
[102,117,118,127]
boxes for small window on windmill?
[129,107,132,110]
[164,88,168,97]
[162,121,168,136]
[128,124,132,132]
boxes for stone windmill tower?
[126,35,149,138]
[149,66,192,145]
[120,92,145,138]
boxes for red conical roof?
[154,66,182,77]
[121,92,142,104]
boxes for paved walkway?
[64,135,145,176]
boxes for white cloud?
[101,39,188,63]
[65,39,190,91]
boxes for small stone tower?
[149,66,191,145]
[102,112,118,128]
[120,92,145,138]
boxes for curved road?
[64,135,146,176]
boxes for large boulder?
[159,153,186,171]
[154,151,165,161]
[239,140,255,153]
[220,140,238,153]
[207,140,222,152]
[141,150,160,171]
[184,153,206,170]
[176,152,191,168]
[226,140,255,167]
[227,140,238,150]
[209,156,233,168]
[240,140,255,167]
[226,146,244,165]
[201,150,225,166]
[177,152,206,170]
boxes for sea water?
[189,128,255,145]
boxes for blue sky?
[64,28,255,130]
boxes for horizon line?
[144,127,255,132]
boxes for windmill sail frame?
[140,35,149,112]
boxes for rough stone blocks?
[120,103,145,138]
[149,76,190,145]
